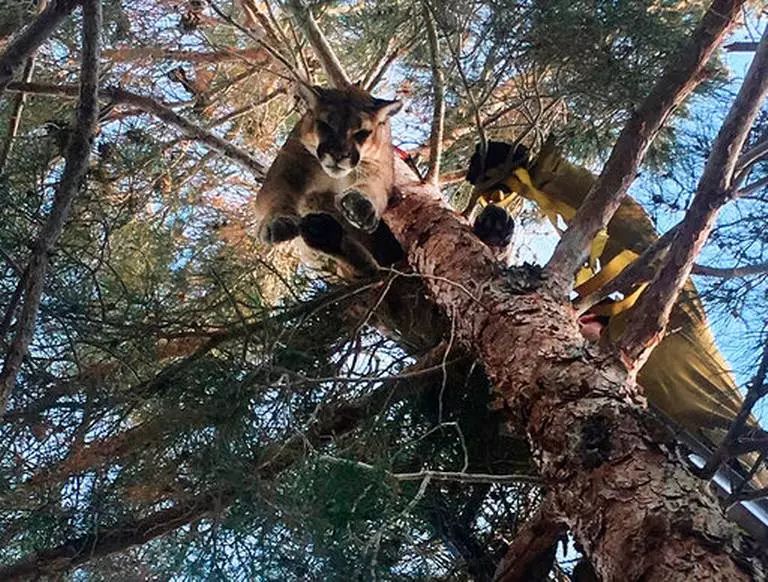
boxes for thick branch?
[285,0,351,88]
[0,0,80,96]
[619,26,768,365]
[545,0,746,293]
[0,0,101,415]
[6,82,267,179]
[423,4,445,184]
[384,162,755,579]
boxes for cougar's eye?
[354,129,372,144]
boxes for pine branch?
[544,0,747,293]
[0,0,101,415]
[5,82,268,179]
[0,0,80,96]
[619,26,768,366]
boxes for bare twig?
[0,0,101,414]
[6,82,267,179]
[619,25,768,366]
[423,3,445,184]
[284,0,351,88]
[0,0,80,96]
[545,0,747,293]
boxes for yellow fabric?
[476,143,750,442]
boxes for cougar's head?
[297,84,402,178]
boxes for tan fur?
[253,85,401,275]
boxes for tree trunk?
[385,164,763,580]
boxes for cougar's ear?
[295,83,322,110]
[372,98,403,121]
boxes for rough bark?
[384,165,762,580]
[546,0,747,292]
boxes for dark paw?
[299,213,344,254]
[339,190,378,232]
[466,141,529,185]
[473,204,514,248]
[261,215,300,244]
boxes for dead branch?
[492,498,565,582]
[0,0,80,96]
[619,26,768,366]
[6,81,267,179]
[285,0,351,88]
[545,0,747,293]
[0,0,101,415]
[423,4,445,184]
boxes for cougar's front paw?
[299,213,344,253]
[473,204,514,247]
[259,215,300,244]
[339,190,379,233]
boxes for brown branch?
[0,0,80,97]
[619,26,768,366]
[5,82,267,179]
[423,4,445,184]
[493,498,565,582]
[284,0,351,88]
[0,0,101,415]
[545,0,747,293]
